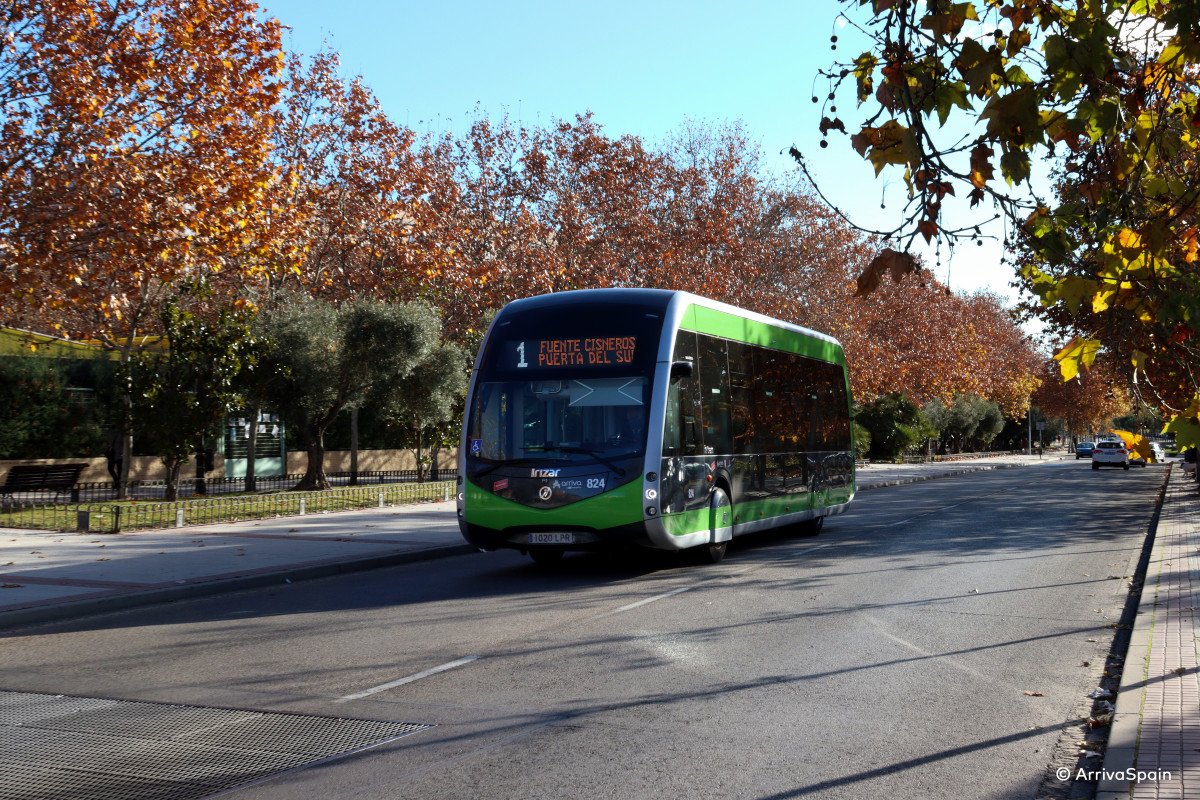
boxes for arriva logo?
[531,468,560,478]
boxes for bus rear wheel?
[798,515,824,537]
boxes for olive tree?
[259,296,443,490]
[377,343,469,482]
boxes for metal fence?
[4,470,449,505]
[0,480,456,534]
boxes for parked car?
[1076,442,1095,459]
[1092,440,1129,470]
[1128,441,1169,466]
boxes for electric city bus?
[456,289,855,563]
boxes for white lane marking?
[591,586,693,620]
[729,543,829,575]
[336,655,481,702]
[864,616,987,680]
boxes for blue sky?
[260,0,1018,299]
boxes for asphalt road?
[1,459,1163,799]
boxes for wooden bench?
[1,464,87,501]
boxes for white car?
[1092,440,1129,470]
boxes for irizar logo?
[531,468,561,478]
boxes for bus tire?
[700,487,732,563]
[798,515,824,537]
[530,548,564,565]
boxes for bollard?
[298,498,306,515]
[378,492,385,508]
[76,510,90,532]
[444,486,451,501]
[175,509,185,528]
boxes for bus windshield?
[466,376,649,468]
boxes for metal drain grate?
[0,690,432,800]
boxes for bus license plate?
[530,532,574,545]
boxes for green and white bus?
[456,289,855,563]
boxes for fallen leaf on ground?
[1023,691,1046,696]
[1173,667,1188,675]
[2,584,22,589]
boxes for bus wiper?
[549,445,626,476]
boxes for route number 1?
[516,341,528,368]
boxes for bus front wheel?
[700,487,732,563]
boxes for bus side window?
[668,332,700,456]
[727,340,753,455]
[697,333,732,455]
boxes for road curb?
[0,543,478,629]
[856,460,1033,491]
[1096,464,1174,799]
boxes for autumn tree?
[266,50,444,305]
[1032,350,1131,442]
[807,0,1200,445]
[0,0,283,342]
[0,0,284,493]
[415,115,551,339]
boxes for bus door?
[661,331,707,515]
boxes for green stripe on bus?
[661,488,855,538]
[464,477,646,531]
[682,304,846,365]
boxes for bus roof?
[495,288,844,359]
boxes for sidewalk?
[1098,462,1200,799]
[0,452,1065,629]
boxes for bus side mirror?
[670,360,693,381]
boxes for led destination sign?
[504,336,638,369]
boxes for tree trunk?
[117,373,133,501]
[194,436,207,495]
[410,425,426,482]
[163,455,181,501]
[349,407,359,486]
[245,407,259,492]
[296,421,330,491]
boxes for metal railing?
[0,480,456,534]
[2,469,451,505]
